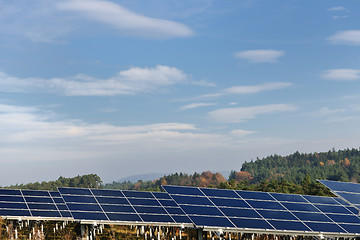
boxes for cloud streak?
[56,0,194,39]
[235,49,285,63]
[322,69,360,81]
[180,102,217,110]
[328,30,360,45]
[224,82,292,94]
[208,104,297,123]
[0,65,187,96]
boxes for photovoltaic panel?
[319,180,360,193]
[0,189,72,220]
[162,185,360,236]
[58,187,193,226]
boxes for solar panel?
[0,189,72,220]
[162,185,360,236]
[58,187,193,226]
[318,180,360,211]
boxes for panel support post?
[197,229,204,240]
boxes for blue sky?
[1,0,360,185]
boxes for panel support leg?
[197,229,204,240]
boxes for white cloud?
[208,104,297,123]
[322,69,360,81]
[230,129,256,138]
[0,65,187,96]
[56,0,194,39]
[328,30,360,45]
[224,82,292,94]
[327,6,347,11]
[180,102,217,110]
[332,15,348,20]
[234,49,285,63]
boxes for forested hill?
[241,148,360,184]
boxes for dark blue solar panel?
[340,224,360,234]
[53,198,65,204]
[346,206,359,214]
[101,204,135,213]
[127,198,160,206]
[107,212,142,222]
[152,192,172,199]
[230,218,273,230]
[237,190,273,201]
[22,190,50,197]
[209,198,250,208]
[165,207,185,215]
[268,220,310,231]
[60,211,72,218]
[71,211,108,221]
[172,215,193,224]
[270,193,307,203]
[305,222,346,233]
[66,203,103,212]
[62,195,97,204]
[0,189,22,195]
[281,202,319,212]
[24,197,53,203]
[0,202,28,209]
[220,208,262,218]
[95,197,129,205]
[336,192,360,204]
[246,200,286,210]
[0,209,31,216]
[180,205,224,216]
[315,204,352,214]
[326,214,360,224]
[49,191,61,197]
[91,189,124,197]
[162,186,204,196]
[190,216,234,227]
[335,198,350,205]
[319,180,360,193]
[303,195,339,205]
[292,212,331,222]
[0,196,25,202]
[59,188,92,195]
[28,203,58,210]
[140,214,174,223]
[159,199,178,207]
[122,191,154,199]
[201,188,239,198]
[57,204,69,211]
[31,210,61,218]
[257,210,297,221]
[134,206,167,214]
[171,195,213,206]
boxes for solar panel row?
[0,189,72,220]
[319,180,360,213]
[57,187,192,226]
[163,185,360,234]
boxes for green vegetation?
[6,174,102,191]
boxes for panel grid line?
[19,190,33,217]
[119,190,144,222]
[89,188,110,222]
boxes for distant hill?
[240,148,360,184]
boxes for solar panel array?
[319,180,360,211]
[57,188,192,226]
[163,185,360,235]
[0,189,72,220]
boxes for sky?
[1,0,360,186]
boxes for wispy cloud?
[0,65,187,96]
[322,69,360,81]
[56,0,194,39]
[328,30,360,45]
[230,129,256,138]
[332,15,348,20]
[180,102,217,111]
[208,104,297,123]
[224,82,292,94]
[327,6,347,11]
[234,49,285,63]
